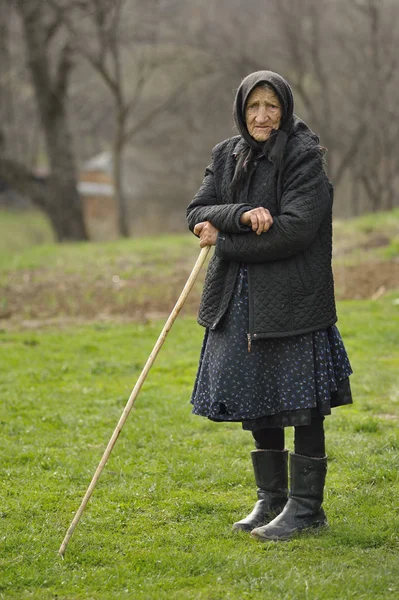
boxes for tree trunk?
[352,174,360,217]
[113,131,130,238]
[17,0,88,242]
[43,108,88,241]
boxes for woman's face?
[245,86,282,142]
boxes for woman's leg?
[233,427,287,532]
[294,415,325,457]
[251,416,328,541]
[252,427,285,450]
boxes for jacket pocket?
[294,255,315,296]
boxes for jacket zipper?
[247,333,252,353]
[247,264,255,352]
[243,163,258,352]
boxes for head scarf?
[233,70,295,164]
[230,71,296,200]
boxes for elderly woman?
[186,71,353,542]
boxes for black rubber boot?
[233,449,288,532]
[251,453,328,541]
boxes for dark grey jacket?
[186,128,337,339]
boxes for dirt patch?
[333,260,399,300]
[0,266,205,328]
[333,232,393,258]
[1,258,398,329]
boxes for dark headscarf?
[231,71,296,200]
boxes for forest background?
[0,0,398,242]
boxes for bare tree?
[349,0,399,210]
[267,0,364,186]
[51,0,211,236]
[2,0,398,229]
[1,0,88,241]
[0,1,43,195]
[267,0,399,212]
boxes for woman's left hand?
[193,221,219,247]
[240,207,273,235]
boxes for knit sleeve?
[186,154,253,235]
[215,147,332,263]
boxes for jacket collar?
[232,137,248,159]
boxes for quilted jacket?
[186,125,337,340]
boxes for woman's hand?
[193,221,219,247]
[240,207,273,235]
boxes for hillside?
[0,208,398,327]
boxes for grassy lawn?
[0,207,398,323]
[0,209,204,323]
[0,207,397,257]
[333,208,399,262]
[1,295,398,599]
[0,209,54,253]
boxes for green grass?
[0,209,54,252]
[1,207,398,597]
[1,207,398,264]
[0,210,204,321]
[335,208,399,235]
[0,227,196,275]
[1,207,398,323]
[333,208,399,264]
[1,297,399,599]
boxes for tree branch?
[333,123,367,186]
[0,156,48,208]
[52,42,74,104]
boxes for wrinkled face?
[245,85,282,141]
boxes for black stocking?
[294,415,325,457]
[252,427,285,451]
[251,415,326,457]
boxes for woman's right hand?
[193,221,219,247]
[240,207,273,235]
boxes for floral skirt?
[191,266,353,429]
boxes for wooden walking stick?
[59,245,210,557]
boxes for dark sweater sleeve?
[215,147,332,263]
[186,158,253,234]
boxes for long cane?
[59,245,210,557]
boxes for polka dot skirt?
[191,265,353,429]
